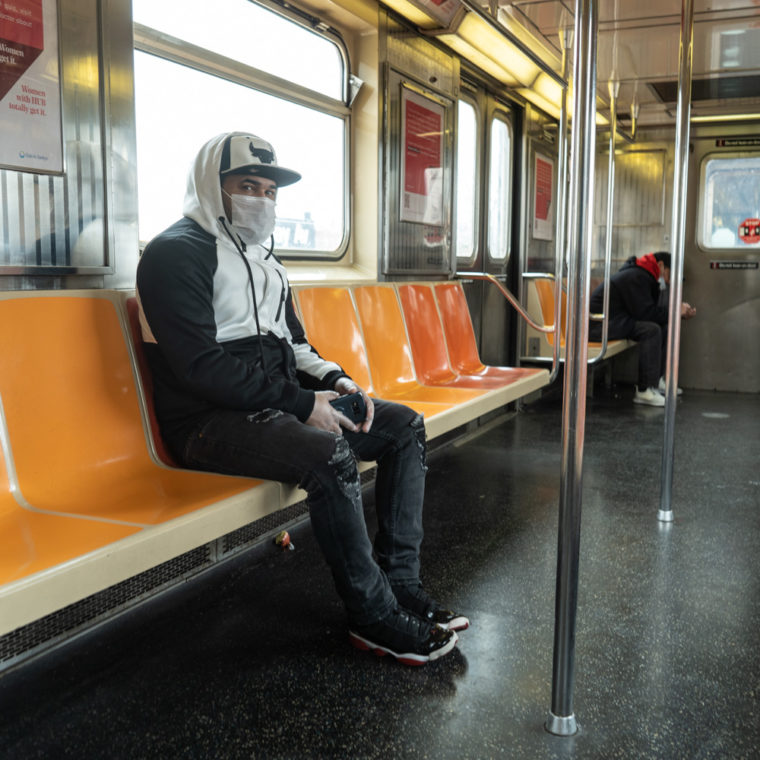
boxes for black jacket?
[136,135,347,440]
[589,256,668,339]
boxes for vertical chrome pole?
[589,80,618,365]
[550,29,572,384]
[658,0,694,523]
[546,0,598,737]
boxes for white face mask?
[225,192,276,246]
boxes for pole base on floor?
[545,711,578,736]
[657,509,674,523]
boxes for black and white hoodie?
[136,133,346,438]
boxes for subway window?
[455,99,478,261]
[697,153,760,249]
[132,0,349,256]
[487,115,513,261]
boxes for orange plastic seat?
[294,286,450,419]
[533,278,565,348]
[126,297,178,467]
[352,285,487,406]
[0,293,261,526]
[0,432,139,585]
[532,277,626,350]
[399,284,541,389]
[434,282,547,384]
[294,287,374,392]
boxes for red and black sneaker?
[392,583,470,632]
[349,606,458,666]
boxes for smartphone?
[330,393,367,423]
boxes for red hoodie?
[635,252,661,281]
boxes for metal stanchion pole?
[590,80,618,363]
[549,29,571,384]
[659,0,694,523]
[545,0,598,737]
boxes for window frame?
[696,150,760,252]
[454,95,481,265]
[486,107,514,263]
[132,0,352,260]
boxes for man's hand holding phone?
[333,378,374,433]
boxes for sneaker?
[633,387,665,407]
[349,606,458,666]
[392,583,470,632]
[658,377,683,396]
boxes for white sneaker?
[658,377,683,396]
[633,387,665,407]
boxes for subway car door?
[682,131,760,393]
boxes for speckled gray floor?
[0,388,758,759]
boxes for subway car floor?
[0,386,758,759]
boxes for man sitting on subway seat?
[588,251,696,407]
[136,131,469,665]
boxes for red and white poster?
[400,87,444,225]
[0,0,62,173]
[533,152,554,240]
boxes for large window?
[455,95,514,266]
[455,99,478,261]
[132,0,349,256]
[487,115,513,261]
[698,154,760,250]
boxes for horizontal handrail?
[525,274,609,324]
[455,272,554,334]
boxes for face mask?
[225,192,276,246]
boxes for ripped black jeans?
[168,399,427,627]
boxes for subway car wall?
[0,0,758,382]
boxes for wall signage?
[0,0,62,173]
[709,261,758,270]
[715,137,760,148]
[400,86,444,226]
[532,152,554,240]
[738,217,760,245]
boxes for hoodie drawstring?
[219,216,270,377]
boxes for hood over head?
[182,132,301,238]
[635,252,661,281]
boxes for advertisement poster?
[400,87,444,225]
[533,152,554,240]
[0,0,62,173]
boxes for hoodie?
[136,133,347,437]
[589,254,669,338]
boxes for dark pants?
[166,399,426,626]
[590,320,666,388]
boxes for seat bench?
[522,275,636,363]
[293,282,550,440]
[0,291,280,635]
[0,282,548,638]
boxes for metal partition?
[0,0,138,288]
[380,16,458,278]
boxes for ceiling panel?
[500,0,760,121]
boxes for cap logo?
[249,141,274,165]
